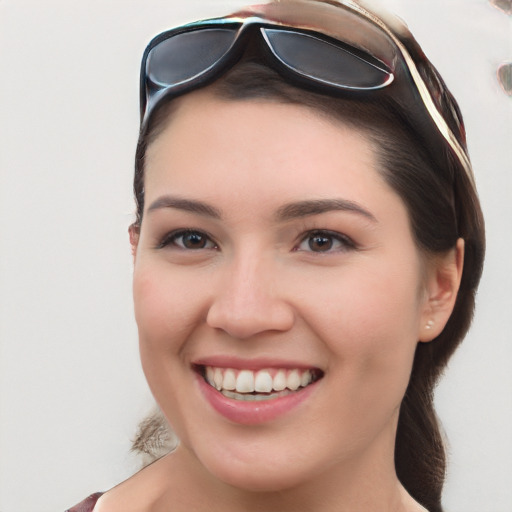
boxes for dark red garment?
[65,492,104,512]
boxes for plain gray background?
[0,1,510,511]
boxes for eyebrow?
[275,199,377,223]
[146,195,377,223]
[147,195,222,219]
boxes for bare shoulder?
[93,456,173,512]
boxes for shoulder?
[66,492,104,512]
[93,455,175,512]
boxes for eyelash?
[295,230,357,253]
[157,229,356,254]
[157,229,218,250]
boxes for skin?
[96,90,463,512]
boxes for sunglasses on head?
[139,1,474,188]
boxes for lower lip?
[196,373,318,425]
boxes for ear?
[419,238,464,342]
[128,223,140,263]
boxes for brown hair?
[132,46,484,512]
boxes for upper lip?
[192,355,322,372]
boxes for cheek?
[300,259,423,388]
[133,263,207,355]
[133,265,203,431]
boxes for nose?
[206,253,295,340]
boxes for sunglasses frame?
[141,18,395,123]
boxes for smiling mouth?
[195,365,323,402]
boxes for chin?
[210,463,308,493]
[190,441,323,494]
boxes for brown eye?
[181,232,208,249]
[297,230,355,253]
[159,230,217,250]
[309,234,333,252]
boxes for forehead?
[143,90,409,228]
[146,91,373,186]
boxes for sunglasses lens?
[262,28,392,90]
[147,28,237,87]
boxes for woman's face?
[132,90,437,491]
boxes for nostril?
[206,299,295,339]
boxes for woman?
[67,0,485,511]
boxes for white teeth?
[273,370,287,391]
[206,366,215,386]
[203,366,318,395]
[221,389,290,401]
[254,370,273,393]
[213,368,223,390]
[236,370,255,393]
[287,369,301,391]
[301,370,312,387]
[223,369,236,391]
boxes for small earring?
[425,320,435,330]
